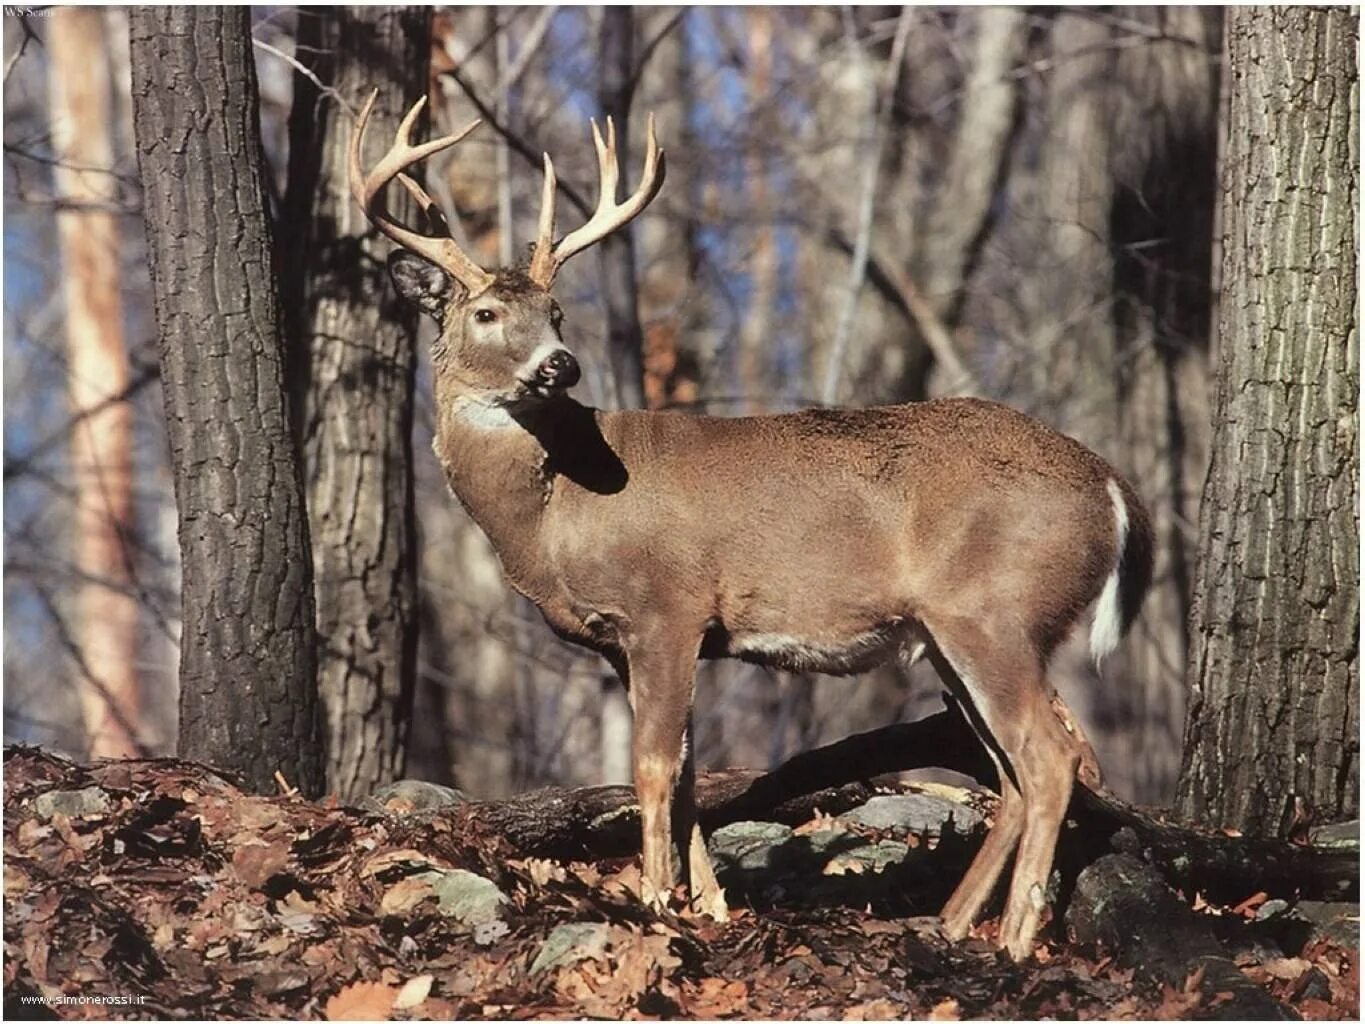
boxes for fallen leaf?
[394,974,434,1010]
[1230,890,1269,917]
[232,841,291,889]
[380,876,437,915]
[929,997,960,1020]
[361,848,442,878]
[1260,957,1311,981]
[325,980,397,1022]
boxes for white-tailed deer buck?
[351,92,1154,961]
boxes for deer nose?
[536,349,580,389]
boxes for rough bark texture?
[1176,7,1360,836]
[280,7,425,800]
[596,6,647,411]
[48,8,142,758]
[129,7,322,796]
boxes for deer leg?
[925,618,1051,952]
[997,694,1080,960]
[940,775,1023,940]
[626,639,698,914]
[673,715,727,920]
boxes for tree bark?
[129,7,322,796]
[596,6,647,411]
[279,7,425,801]
[48,8,142,758]
[1176,7,1359,836]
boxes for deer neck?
[434,391,625,601]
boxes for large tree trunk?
[47,8,142,758]
[596,6,647,411]
[1176,7,1359,836]
[279,7,425,801]
[128,7,322,796]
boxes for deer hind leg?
[997,694,1080,959]
[925,616,1078,959]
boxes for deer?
[349,91,1155,962]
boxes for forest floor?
[3,746,1358,1021]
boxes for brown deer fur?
[355,100,1154,961]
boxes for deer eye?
[474,308,498,324]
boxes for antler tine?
[349,90,493,293]
[527,112,666,289]
[528,154,558,285]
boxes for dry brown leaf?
[929,996,961,1020]
[846,997,902,1020]
[393,974,434,1010]
[232,841,291,889]
[1260,956,1312,981]
[518,857,567,886]
[379,876,437,915]
[1230,890,1269,917]
[325,980,398,1021]
[360,848,441,878]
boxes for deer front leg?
[674,716,727,921]
[625,640,698,914]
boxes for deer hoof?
[692,885,729,923]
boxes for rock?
[1286,900,1360,949]
[530,922,614,975]
[822,839,910,875]
[1309,820,1359,850]
[707,821,795,872]
[838,793,984,837]
[422,869,508,928]
[31,786,112,820]
[363,780,468,814]
[1255,898,1292,921]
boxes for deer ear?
[389,251,456,320]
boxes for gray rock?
[838,793,984,837]
[1287,900,1360,949]
[1309,820,1359,850]
[420,869,508,927]
[821,839,910,875]
[32,786,112,820]
[1255,898,1292,921]
[530,922,613,975]
[364,780,468,814]
[707,821,795,872]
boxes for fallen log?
[448,702,1356,905]
[1066,853,1297,1020]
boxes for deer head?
[349,91,664,407]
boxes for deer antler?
[528,114,666,289]
[349,90,494,295]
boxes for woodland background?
[1,6,1354,823]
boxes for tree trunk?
[128,7,322,796]
[279,7,425,800]
[1176,7,1359,836]
[596,6,647,411]
[48,8,142,758]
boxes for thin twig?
[3,18,38,87]
[251,35,355,118]
[441,66,592,218]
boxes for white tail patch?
[1089,479,1130,665]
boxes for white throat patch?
[449,395,518,431]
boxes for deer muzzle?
[535,349,581,391]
